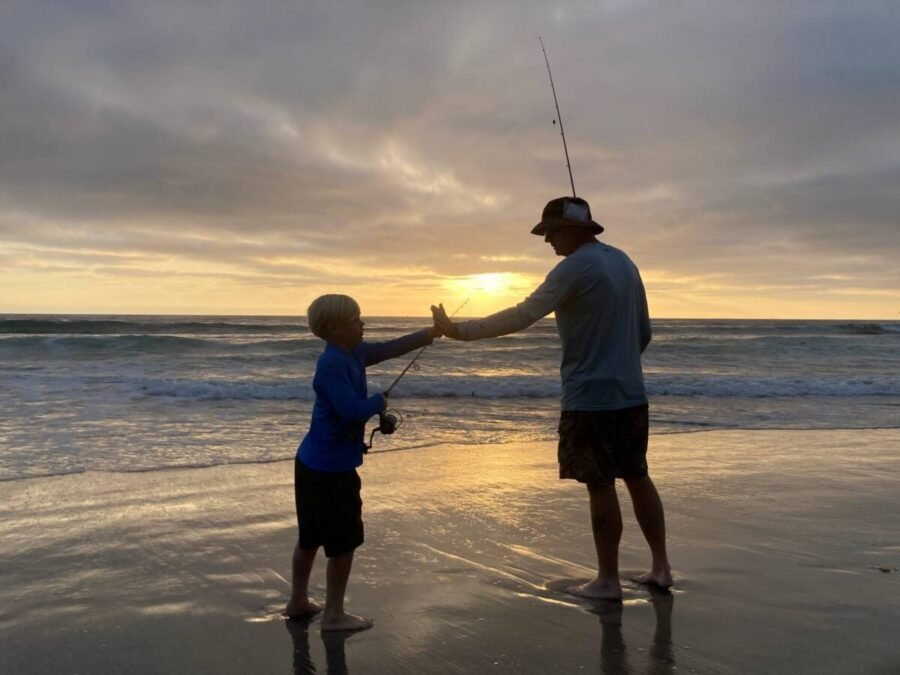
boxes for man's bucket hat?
[531,196,604,236]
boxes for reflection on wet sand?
[282,591,673,674]
[592,590,675,675]
[286,617,351,675]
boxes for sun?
[444,273,510,295]
[441,273,533,312]
[471,273,515,294]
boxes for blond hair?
[307,294,361,340]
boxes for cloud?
[1,0,898,316]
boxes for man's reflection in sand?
[285,617,351,675]
[591,589,675,674]
[283,592,673,674]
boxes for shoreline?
[5,313,900,321]
[1,429,898,674]
[3,423,900,485]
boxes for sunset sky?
[2,1,898,318]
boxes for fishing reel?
[378,410,400,435]
[364,409,403,452]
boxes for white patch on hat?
[564,200,589,222]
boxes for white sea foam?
[139,379,315,401]
[135,373,900,401]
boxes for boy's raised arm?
[361,326,439,367]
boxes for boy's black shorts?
[294,459,364,557]
[557,404,650,486]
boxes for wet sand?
[1,429,898,674]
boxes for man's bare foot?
[631,568,673,589]
[566,578,623,601]
[282,599,323,619]
[320,612,373,632]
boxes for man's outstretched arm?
[432,299,547,341]
[432,262,578,341]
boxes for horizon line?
[1,312,898,322]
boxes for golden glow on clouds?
[640,269,900,319]
[3,231,897,318]
[3,260,897,319]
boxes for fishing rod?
[365,298,470,450]
[539,36,576,198]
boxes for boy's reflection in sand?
[285,617,350,675]
[591,589,675,674]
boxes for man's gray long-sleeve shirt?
[456,241,651,411]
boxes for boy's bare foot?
[566,577,623,601]
[320,612,373,632]
[631,568,673,589]
[282,599,323,619]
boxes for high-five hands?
[430,303,460,340]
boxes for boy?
[283,294,440,631]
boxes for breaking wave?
[0,318,306,335]
[137,373,900,401]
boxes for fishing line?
[365,298,470,451]
[539,36,577,198]
[369,41,572,451]
[368,44,575,450]
[384,297,470,398]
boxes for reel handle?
[365,409,401,453]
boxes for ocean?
[1,315,898,481]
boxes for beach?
[2,428,898,674]
[5,1,900,671]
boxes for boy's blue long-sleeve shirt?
[297,329,433,472]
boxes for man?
[432,196,672,600]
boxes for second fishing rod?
[365,298,469,451]
[368,39,577,450]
